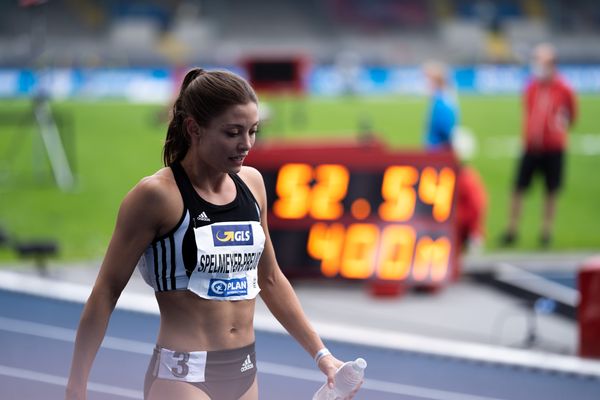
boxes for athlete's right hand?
[317,355,363,400]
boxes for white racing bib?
[157,348,207,382]
[188,220,265,300]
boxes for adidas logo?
[197,212,210,222]
[240,354,254,372]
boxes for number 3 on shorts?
[171,352,190,378]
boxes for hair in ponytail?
[162,68,258,166]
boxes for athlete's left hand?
[318,355,363,399]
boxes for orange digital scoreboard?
[245,140,460,285]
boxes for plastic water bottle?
[313,358,367,400]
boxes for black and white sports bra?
[137,162,265,300]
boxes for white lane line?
[0,365,143,399]
[0,316,152,355]
[1,270,600,378]
[302,319,600,378]
[258,361,507,400]
[0,316,505,400]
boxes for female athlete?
[65,68,360,400]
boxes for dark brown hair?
[162,68,258,166]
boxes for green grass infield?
[1,94,599,261]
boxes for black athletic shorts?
[144,342,256,400]
[514,151,564,193]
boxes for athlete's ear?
[184,117,202,139]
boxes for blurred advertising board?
[1,65,599,100]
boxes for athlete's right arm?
[65,176,172,400]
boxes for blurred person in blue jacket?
[423,61,459,151]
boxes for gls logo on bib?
[208,278,248,297]
[212,224,254,246]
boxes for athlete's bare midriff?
[154,290,256,352]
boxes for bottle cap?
[352,358,367,371]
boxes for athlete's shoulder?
[115,167,181,232]
[238,165,263,184]
[128,167,178,208]
[237,166,266,207]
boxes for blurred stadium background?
[0,0,599,260]
[1,1,600,399]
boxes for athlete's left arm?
[240,166,360,393]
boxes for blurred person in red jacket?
[457,165,487,253]
[452,128,487,254]
[501,43,577,248]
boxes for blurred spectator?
[422,61,486,253]
[422,61,458,151]
[453,128,488,254]
[457,165,487,253]
[501,43,577,248]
